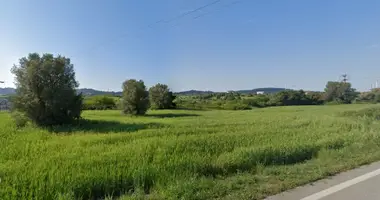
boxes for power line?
[193,0,244,20]
[85,0,224,53]
[170,0,245,28]
[161,0,223,24]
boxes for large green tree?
[11,53,83,126]
[149,83,176,109]
[324,81,358,104]
[121,79,149,115]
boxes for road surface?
[265,161,380,200]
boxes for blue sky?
[1,0,379,92]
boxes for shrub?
[11,111,29,128]
[306,91,325,105]
[242,95,270,108]
[222,101,251,110]
[83,95,117,110]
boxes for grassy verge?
[1,104,380,199]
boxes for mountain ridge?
[175,87,287,95]
[0,87,287,96]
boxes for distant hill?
[0,87,287,96]
[236,87,287,94]
[77,88,122,96]
[0,88,15,95]
[175,90,215,95]
[176,88,287,95]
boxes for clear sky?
[1,0,379,92]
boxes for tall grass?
[1,105,380,199]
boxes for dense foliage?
[148,83,176,109]
[267,90,324,106]
[121,79,149,115]
[242,94,270,108]
[11,53,82,126]
[305,91,325,105]
[324,81,358,104]
[175,89,326,110]
[356,88,380,103]
[82,95,117,110]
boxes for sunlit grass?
[1,104,380,199]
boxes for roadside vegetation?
[2,52,380,199]
[2,105,380,199]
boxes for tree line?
[80,77,379,111]
[10,53,176,126]
[174,82,366,110]
[8,53,380,127]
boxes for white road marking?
[300,168,380,200]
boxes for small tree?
[11,53,82,126]
[149,83,176,109]
[121,79,149,115]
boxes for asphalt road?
[265,161,380,200]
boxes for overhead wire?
[170,0,246,28]
[193,0,245,20]
[84,0,225,54]
[160,0,222,24]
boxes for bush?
[83,95,117,110]
[11,111,29,128]
[222,101,251,110]
[306,91,325,105]
[356,89,380,104]
[375,94,380,103]
[242,95,270,108]
[11,53,83,126]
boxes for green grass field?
[2,104,380,200]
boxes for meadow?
[1,104,380,200]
